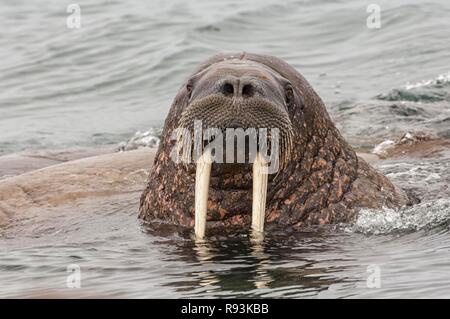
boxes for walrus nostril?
[222,83,234,96]
[221,80,255,98]
[242,84,254,98]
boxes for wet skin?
[139,53,415,232]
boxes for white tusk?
[195,149,212,239]
[252,152,268,233]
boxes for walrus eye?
[285,85,294,107]
[186,83,193,99]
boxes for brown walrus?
[139,52,414,237]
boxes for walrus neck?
[265,125,359,227]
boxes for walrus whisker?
[252,152,268,233]
[195,149,212,239]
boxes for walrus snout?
[178,94,294,169]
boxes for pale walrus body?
[139,53,414,233]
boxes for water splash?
[352,199,450,235]
[405,72,450,90]
[377,72,450,103]
[371,131,434,156]
[117,129,161,151]
[372,139,395,155]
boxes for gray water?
[1,0,450,298]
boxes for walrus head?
[177,58,295,171]
[140,53,410,238]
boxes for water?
[1,0,450,298]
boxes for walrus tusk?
[252,153,268,233]
[195,150,267,238]
[195,149,212,239]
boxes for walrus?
[139,52,415,238]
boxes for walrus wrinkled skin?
[139,53,414,230]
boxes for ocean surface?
[1,0,450,298]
